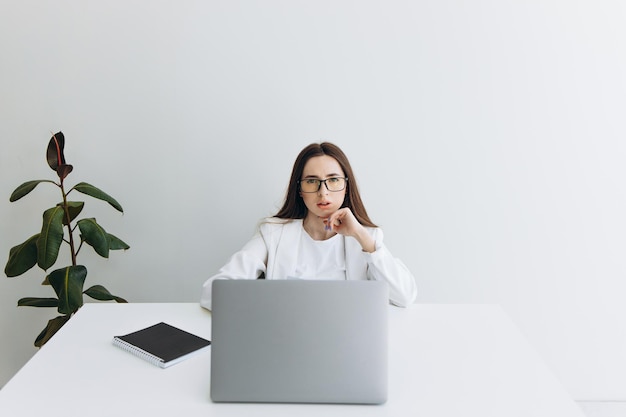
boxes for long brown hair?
[275,142,377,227]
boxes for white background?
[1,0,625,401]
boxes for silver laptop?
[210,279,389,404]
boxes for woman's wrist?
[354,228,376,253]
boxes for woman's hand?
[324,208,376,253]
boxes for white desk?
[0,303,584,417]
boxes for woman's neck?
[303,215,336,241]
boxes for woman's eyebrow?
[302,173,343,179]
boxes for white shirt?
[294,231,346,280]
[200,218,417,310]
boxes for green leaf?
[84,285,128,303]
[78,218,109,258]
[9,180,57,202]
[18,297,59,308]
[72,182,123,213]
[108,233,130,251]
[5,234,40,277]
[37,207,65,270]
[58,201,84,225]
[34,315,70,348]
[48,265,87,315]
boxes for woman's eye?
[305,179,318,185]
[328,177,340,183]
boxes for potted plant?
[4,132,129,347]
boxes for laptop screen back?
[210,279,389,404]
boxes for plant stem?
[60,180,77,266]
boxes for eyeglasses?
[299,177,348,193]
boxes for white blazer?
[200,218,417,310]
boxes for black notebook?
[112,322,211,368]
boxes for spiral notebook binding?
[112,337,165,367]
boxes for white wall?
[1,0,625,400]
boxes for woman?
[200,142,417,309]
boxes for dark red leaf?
[46,132,66,171]
[56,164,73,180]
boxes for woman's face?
[299,155,347,219]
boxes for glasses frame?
[299,177,348,193]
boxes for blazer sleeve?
[363,228,418,307]
[200,230,268,310]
